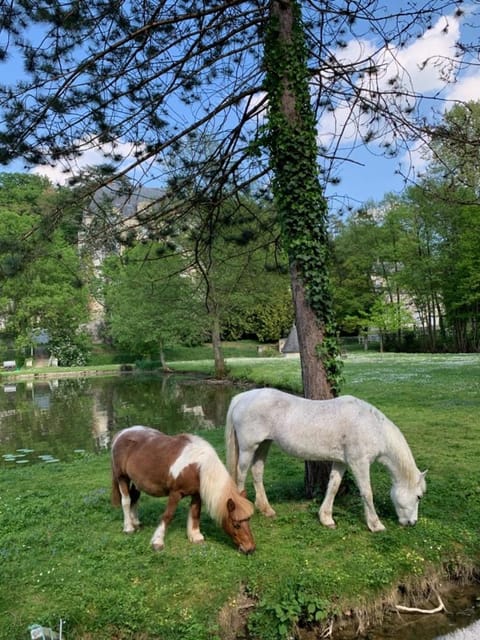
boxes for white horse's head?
[390,470,427,526]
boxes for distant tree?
[367,298,414,352]
[182,193,291,376]
[330,210,379,334]
[103,244,206,368]
[0,173,89,362]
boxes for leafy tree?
[0,173,90,363]
[367,298,414,352]
[403,180,480,351]
[330,209,379,334]
[184,193,291,376]
[103,244,207,368]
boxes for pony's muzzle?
[239,544,256,555]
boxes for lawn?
[1,352,479,639]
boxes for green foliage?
[223,287,293,342]
[250,578,331,639]
[0,173,89,354]
[102,243,207,358]
[48,330,91,366]
[332,102,480,353]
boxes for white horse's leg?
[251,441,275,517]
[236,448,255,492]
[318,461,346,528]
[349,460,386,532]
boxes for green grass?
[1,352,480,639]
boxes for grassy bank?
[1,353,479,639]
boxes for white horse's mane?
[184,435,254,523]
[380,411,419,486]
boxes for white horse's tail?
[225,396,240,483]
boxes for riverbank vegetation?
[1,352,479,639]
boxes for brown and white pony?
[111,426,256,553]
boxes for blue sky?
[2,4,479,210]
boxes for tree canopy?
[0,1,477,203]
[331,101,480,352]
[0,173,90,363]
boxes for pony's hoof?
[123,527,136,534]
[189,534,205,544]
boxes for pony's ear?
[240,489,247,498]
[227,498,236,513]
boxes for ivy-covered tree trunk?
[264,0,343,495]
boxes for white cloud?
[31,139,145,185]
[318,11,468,150]
[445,73,480,102]
[392,14,461,94]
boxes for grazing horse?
[225,388,427,532]
[111,426,255,553]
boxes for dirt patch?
[218,586,257,640]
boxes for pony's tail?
[111,466,121,507]
[225,399,239,483]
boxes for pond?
[0,372,241,465]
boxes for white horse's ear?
[421,469,428,477]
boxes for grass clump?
[1,353,480,639]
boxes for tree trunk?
[290,263,331,399]
[265,0,342,496]
[291,263,333,496]
[211,311,227,379]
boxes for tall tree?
[0,0,478,488]
[264,0,342,492]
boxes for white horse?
[225,388,427,532]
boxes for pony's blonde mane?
[185,435,254,524]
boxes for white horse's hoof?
[123,527,136,534]
[151,542,165,551]
[369,522,386,533]
[319,519,336,529]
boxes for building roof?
[281,325,299,354]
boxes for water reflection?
[0,373,241,465]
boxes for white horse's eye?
[417,495,422,501]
